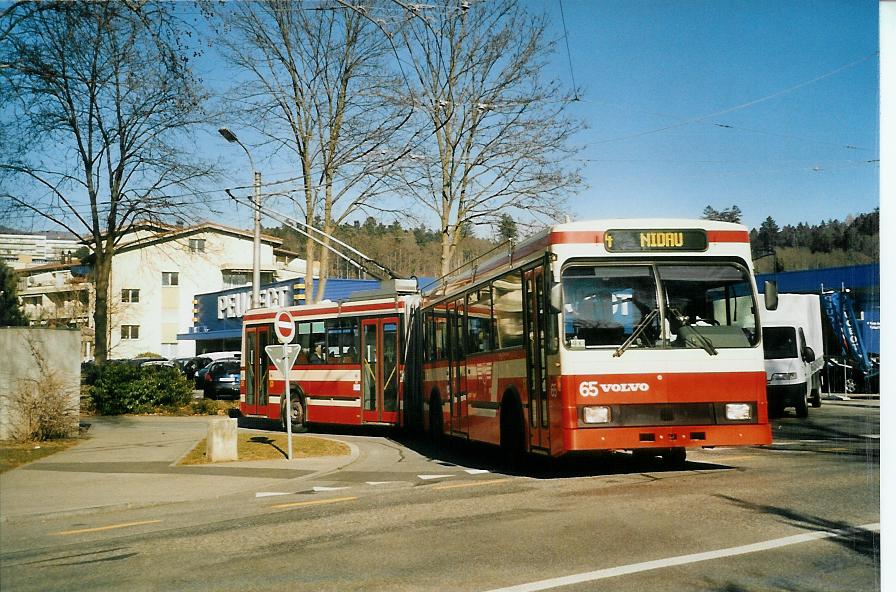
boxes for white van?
[762,294,824,417]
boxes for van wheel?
[810,387,822,408]
[795,389,809,419]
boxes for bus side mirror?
[764,280,778,311]
[549,283,563,314]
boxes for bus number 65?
[579,381,600,398]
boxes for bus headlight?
[583,406,611,424]
[770,372,796,382]
[725,404,752,421]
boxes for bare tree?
[215,1,412,299]
[387,0,584,276]
[0,1,216,362]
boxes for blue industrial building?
[756,263,880,355]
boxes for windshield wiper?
[613,308,659,358]
[669,307,718,356]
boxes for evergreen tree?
[0,261,27,326]
[497,214,519,242]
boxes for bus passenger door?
[244,325,270,416]
[524,265,550,452]
[448,298,468,435]
[361,317,400,424]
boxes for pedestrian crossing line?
[432,478,511,491]
[270,496,357,510]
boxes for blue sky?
[4,1,879,235]
[206,0,879,233]
[538,0,879,230]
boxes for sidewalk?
[0,415,356,521]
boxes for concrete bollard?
[206,418,238,462]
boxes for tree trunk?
[92,251,113,364]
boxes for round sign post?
[274,310,295,344]
[274,310,295,459]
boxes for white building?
[0,233,80,269]
[16,222,305,360]
[106,222,305,359]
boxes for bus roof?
[423,218,751,299]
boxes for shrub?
[9,371,79,441]
[7,337,78,441]
[91,364,193,415]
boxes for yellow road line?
[433,478,511,491]
[52,519,162,536]
[270,496,357,510]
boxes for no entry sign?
[274,310,295,344]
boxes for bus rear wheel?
[500,398,526,469]
[281,391,307,433]
[428,393,443,443]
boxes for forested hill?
[748,209,879,273]
[265,209,879,278]
[265,218,499,280]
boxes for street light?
[218,127,262,309]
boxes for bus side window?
[297,322,311,364]
[493,271,524,349]
[467,288,493,353]
[434,314,448,360]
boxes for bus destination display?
[604,229,708,252]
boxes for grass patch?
[0,438,82,473]
[179,432,350,465]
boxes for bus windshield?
[562,262,758,351]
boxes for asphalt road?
[0,400,880,591]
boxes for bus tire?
[662,447,687,468]
[428,393,443,443]
[281,388,307,433]
[500,395,526,469]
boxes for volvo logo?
[579,380,650,397]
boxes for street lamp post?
[218,128,262,309]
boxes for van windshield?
[762,327,798,359]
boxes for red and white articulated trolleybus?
[240,281,420,431]
[419,219,775,464]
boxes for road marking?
[52,520,162,536]
[433,478,511,491]
[418,474,455,480]
[270,496,357,510]
[483,522,880,592]
[256,491,291,498]
[366,481,398,486]
[312,486,350,492]
[464,468,491,475]
[862,434,880,439]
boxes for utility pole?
[219,127,262,309]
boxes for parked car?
[190,352,241,387]
[201,358,241,400]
